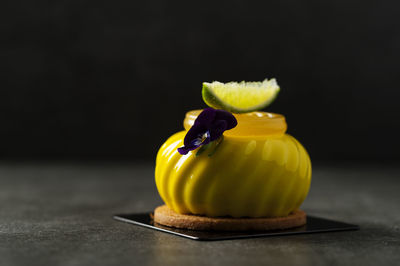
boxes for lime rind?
[202,78,280,113]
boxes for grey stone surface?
[0,161,399,266]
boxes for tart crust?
[153,205,306,231]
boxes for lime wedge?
[202,78,280,113]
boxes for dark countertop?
[0,161,399,266]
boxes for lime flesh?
[202,78,280,113]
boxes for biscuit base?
[153,205,306,231]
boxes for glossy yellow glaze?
[155,110,312,218]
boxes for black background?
[2,0,399,162]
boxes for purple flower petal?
[209,120,227,141]
[177,146,192,155]
[183,124,207,146]
[193,108,216,126]
[177,108,237,155]
[214,109,237,130]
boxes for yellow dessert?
[155,110,311,218]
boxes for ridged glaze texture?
[155,131,312,218]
